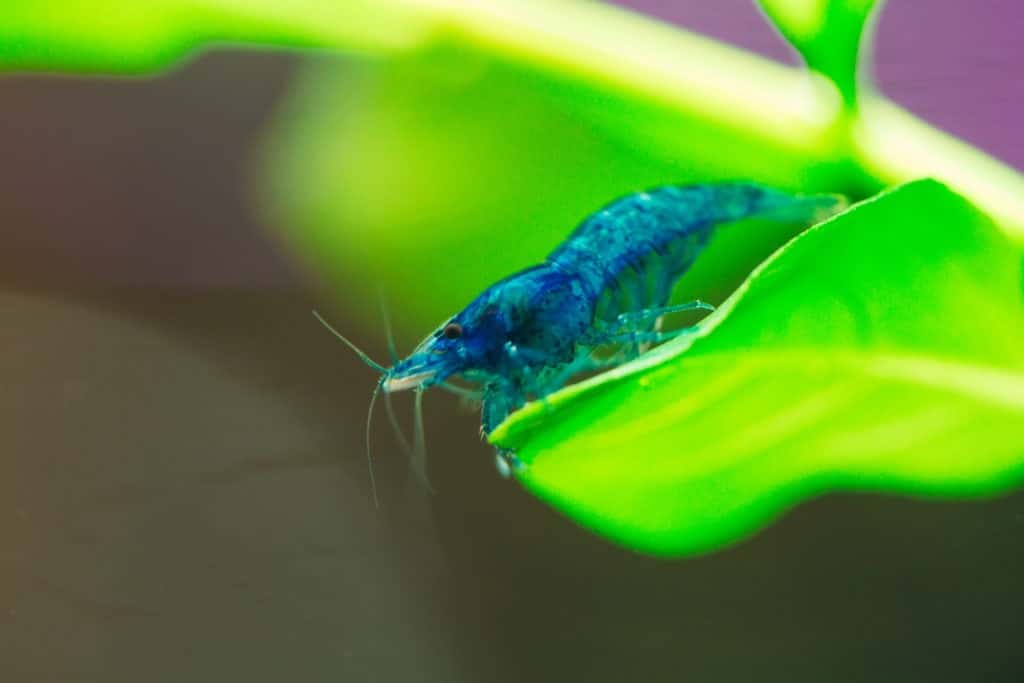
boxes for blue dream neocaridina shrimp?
[320,181,844,499]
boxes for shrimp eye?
[443,322,463,340]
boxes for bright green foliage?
[0,0,426,72]
[491,180,1024,556]
[757,0,881,106]
[258,2,1024,334]
[4,1,1024,332]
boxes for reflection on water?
[2,287,1023,682]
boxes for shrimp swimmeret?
[320,181,845,497]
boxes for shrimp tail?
[751,189,848,225]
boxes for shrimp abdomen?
[548,182,844,320]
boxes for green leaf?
[491,179,1024,557]
[0,0,433,72]
[6,0,1024,336]
[260,7,1024,337]
[757,0,881,107]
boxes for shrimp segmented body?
[347,182,844,480]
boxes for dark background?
[2,2,1022,681]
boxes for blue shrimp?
[329,182,844,489]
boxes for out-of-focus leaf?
[260,41,848,337]
[4,0,1024,337]
[0,0,433,72]
[757,0,881,107]
[259,3,1024,338]
[491,180,1024,556]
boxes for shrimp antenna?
[384,390,414,460]
[365,381,383,508]
[386,392,436,493]
[312,310,388,373]
[378,293,400,364]
[383,388,439,496]
[412,388,434,493]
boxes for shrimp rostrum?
[333,182,844,480]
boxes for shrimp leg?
[539,300,715,393]
[531,349,631,397]
[481,379,526,435]
[481,379,527,477]
[611,300,715,329]
[600,327,701,346]
[437,381,484,402]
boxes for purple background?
[621,0,1024,167]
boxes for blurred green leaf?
[4,0,1024,337]
[757,0,881,107]
[0,0,433,72]
[258,5,1024,337]
[491,180,1024,556]
[260,43,850,337]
